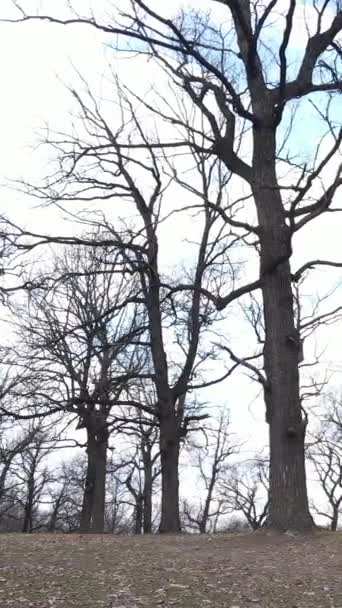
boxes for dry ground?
[0,531,341,607]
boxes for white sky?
[0,0,341,518]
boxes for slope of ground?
[0,531,341,607]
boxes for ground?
[0,531,341,607]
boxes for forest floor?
[0,530,341,607]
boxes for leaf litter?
[0,530,341,607]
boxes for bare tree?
[124,466,144,535]
[182,410,239,533]
[9,427,56,533]
[43,455,103,533]
[0,88,237,532]
[130,408,160,534]
[328,393,342,438]
[9,244,149,533]
[3,0,342,530]
[112,406,161,534]
[220,458,269,531]
[0,421,39,518]
[105,461,134,534]
[308,414,342,531]
[46,476,72,533]
[46,456,92,533]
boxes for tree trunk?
[79,431,96,533]
[22,472,34,533]
[199,464,217,534]
[142,443,153,534]
[159,413,181,533]
[91,429,108,533]
[253,127,313,531]
[22,500,33,533]
[22,505,30,533]
[110,499,119,533]
[330,507,338,532]
[134,495,144,535]
[80,422,108,534]
[198,520,206,534]
[48,489,65,532]
[143,215,182,533]
[0,462,10,505]
[48,503,59,532]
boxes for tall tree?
[3,0,342,529]
[1,91,236,531]
[10,244,148,533]
[308,406,342,531]
[220,457,269,530]
[11,427,54,533]
[182,410,239,533]
[309,438,342,531]
[121,403,161,534]
[0,422,40,520]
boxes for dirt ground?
[0,530,341,607]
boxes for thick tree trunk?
[22,473,34,533]
[142,443,153,534]
[134,495,144,535]
[143,479,153,534]
[79,432,96,533]
[22,499,33,533]
[253,128,313,531]
[198,520,206,534]
[262,256,312,529]
[80,422,108,533]
[159,414,181,533]
[91,430,108,533]
[22,505,30,533]
[330,508,338,532]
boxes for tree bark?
[80,420,108,533]
[253,126,313,530]
[22,499,33,533]
[79,431,96,533]
[134,495,144,535]
[159,412,181,533]
[22,505,31,533]
[91,429,108,533]
[0,462,10,505]
[199,463,218,534]
[142,443,153,534]
[22,470,35,533]
[330,507,338,532]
